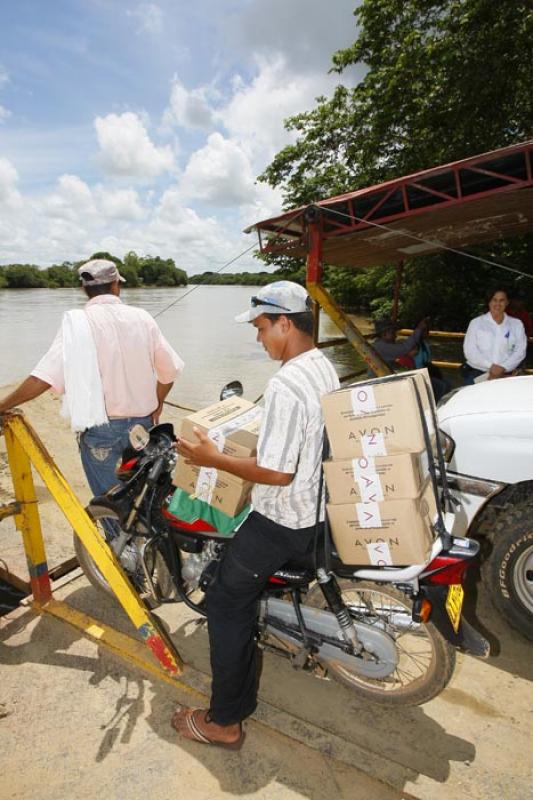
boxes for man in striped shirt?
[173,281,339,749]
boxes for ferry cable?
[152,242,258,321]
[319,206,533,281]
[156,210,305,411]
[153,209,308,321]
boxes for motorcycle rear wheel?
[306,580,456,706]
[74,504,174,601]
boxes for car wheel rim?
[514,544,533,614]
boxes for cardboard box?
[321,369,436,460]
[323,450,429,505]
[174,396,261,517]
[173,459,252,517]
[179,396,262,458]
[326,480,437,566]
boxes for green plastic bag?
[166,487,251,537]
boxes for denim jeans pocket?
[82,430,124,464]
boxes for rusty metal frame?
[252,141,533,254]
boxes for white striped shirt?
[252,348,340,528]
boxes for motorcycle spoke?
[327,585,440,694]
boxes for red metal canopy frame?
[248,140,533,272]
[246,141,533,375]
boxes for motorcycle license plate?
[446,584,464,634]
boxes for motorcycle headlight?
[438,429,455,463]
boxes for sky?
[0,0,362,274]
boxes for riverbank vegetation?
[259,0,533,329]
[0,251,187,289]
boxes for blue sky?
[0,0,361,272]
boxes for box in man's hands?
[321,369,435,460]
[326,479,437,566]
[174,396,261,517]
[179,396,262,458]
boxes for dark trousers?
[206,511,316,726]
[460,363,485,386]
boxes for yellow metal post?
[305,217,390,378]
[307,282,391,377]
[1,411,183,676]
[3,420,52,604]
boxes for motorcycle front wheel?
[74,503,174,601]
[307,580,456,706]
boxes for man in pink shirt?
[0,258,184,496]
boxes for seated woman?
[462,287,527,385]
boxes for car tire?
[482,505,533,641]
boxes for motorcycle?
[74,384,489,706]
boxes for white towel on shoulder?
[60,309,109,432]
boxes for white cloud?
[96,187,144,220]
[220,55,333,165]
[95,112,175,181]
[42,174,95,220]
[164,78,215,130]
[0,158,22,208]
[0,68,8,87]
[127,3,164,35]
[226,0,361,73]
[0,105,11,122]
[180,133,255,206]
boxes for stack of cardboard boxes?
[321,370,439,567]
[173,396,261,518]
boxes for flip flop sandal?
[171,707,245,751]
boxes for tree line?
[0,251,188,289]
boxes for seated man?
[373,317,450,402]
[171,281,339,749]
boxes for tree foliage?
[189,271,274,286]
[0,252,188,290]
[259,0,533,327]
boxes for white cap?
[78,258,126,286]
[235,281,311,323]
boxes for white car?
[437,376,533,639]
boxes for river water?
[0,285,365,409]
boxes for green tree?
[45,263,78,288]
[138,255,187,286]
[4,264,49,288]
[260,0,533,326]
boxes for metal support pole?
[3,422,52,605]
[1,411,183,676]
[391,261,404,322]
[305,214,391,377]
[307,283,391,377]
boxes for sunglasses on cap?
[250,296,291,311]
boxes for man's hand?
[489,364,506,380]
[176,427,221,468]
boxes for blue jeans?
[79,417,152,497]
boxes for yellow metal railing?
[0,410,183,677]
[314,317,533,376]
